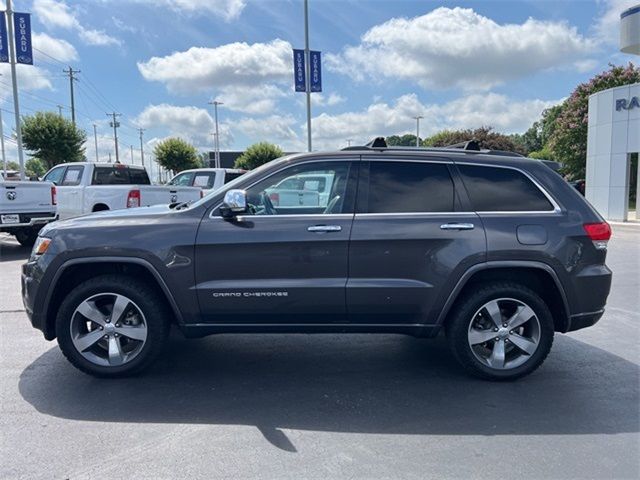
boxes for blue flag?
[310,51,322,92]
[13,12,33,65]
[293,49,306,92]
[0,12,8,63]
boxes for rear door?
[194,157,359,324]
[347,156,486,325]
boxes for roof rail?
[445,140,481,151]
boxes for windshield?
[185,155,295,210]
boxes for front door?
[347,157,486,325]
[194,158,359,324]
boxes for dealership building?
[585,4,639,221]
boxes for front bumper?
[21,260,49,338]
[567,309,605,332]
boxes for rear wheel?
[15,227,39,247]
[446,282,554,381]
[56,274,170,377]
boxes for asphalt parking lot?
[1,226,638,480]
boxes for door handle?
[307,225,342,233]
[440,223,474,230]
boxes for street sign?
[0,12,8,63]
[310,50,321,92]
[13,12,32,65]
[293,49,306,92]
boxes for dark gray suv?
[21,140,612,380]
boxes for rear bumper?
[0,212,57,231]
[566,309,605,332]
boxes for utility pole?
[413,115,423,147]
[57,105,63,117]
[304,0,312,152]
[6,0,25,180]
[138,128,145,169]
[0,107,6,174]
[208,100,223,168]
[93,124,99,162]
[130,145,134,164]
[108,152,112,163]
[107,112,121,162]
[346,139,353,147]
[63,67,80,126]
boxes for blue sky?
[0,0,638,165]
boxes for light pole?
[6,0,25,179]
[304,0,312,152]
[208,100,223,168]
[413,116,423,147]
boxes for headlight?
[30,236,51,260]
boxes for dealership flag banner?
[293,49,306,92]
[310,50,322,92]
[0,12,8,63]
[13,12,33,65]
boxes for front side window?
[193,172,215,188]
[61,165,84,186]
[244,161,352,215]
[364,161,455,213]
[458,165,554,212]
[43,166,66,185]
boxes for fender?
[435,260,571,329]
[44,256,185,332]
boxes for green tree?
[25,158,46,178]
[423,126,526,155]
[549,63,640,177]
[234,142,283,170]
[21,112,86,169]
[153,137,201,173]
[386,134,420,146]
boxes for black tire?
[15,228,39,247]
[56,274,170,378]
[445,282,554,381]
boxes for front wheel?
[56,274,170,377]
[446,282,554,381]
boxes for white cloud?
[326,7,595,91]
[137,0,246,21]
[135,104,215,144]
[236,114,299,143]
[137,39,292,93]
[0,65,54,99]
[310,93,346,107]
[215,85,287,115]
[309,93,559,150]
[33,0,121,47]
[32,32,78,62]
[594,0,638,45]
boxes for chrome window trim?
[211,213,355,221]
[209,157,357,219]
[456,162,562,214]
[355,212,475,218]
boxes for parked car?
[22,140,612,380]
[0,176,57,246]
[265,173,334,207]
[41,162,202,219]
[168,168,246,196]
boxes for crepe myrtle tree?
[153,137,202,173]
[423,126,526,155]
[21,112,86,170]
[549,63,640,178]
[234,142,284,170]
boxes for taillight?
[127,189,141,208]
[269,192,280,205]
[583,222,611,250]
[51,186,57,205]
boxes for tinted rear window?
[366,161,455,213]
[224,172,245,184]
[92,166,149,185]
[458,165,554,212]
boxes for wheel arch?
[92,203,110,212]
[42,257,184,340]
[437,261,571,333]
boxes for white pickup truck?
[0,177,57,246]
[42,162,202,220]
[168,168,246,196]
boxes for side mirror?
[220,189,248,218]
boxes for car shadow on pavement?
[19,333,639,451]
[0,235,30,262]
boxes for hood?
[40,204,175,237]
